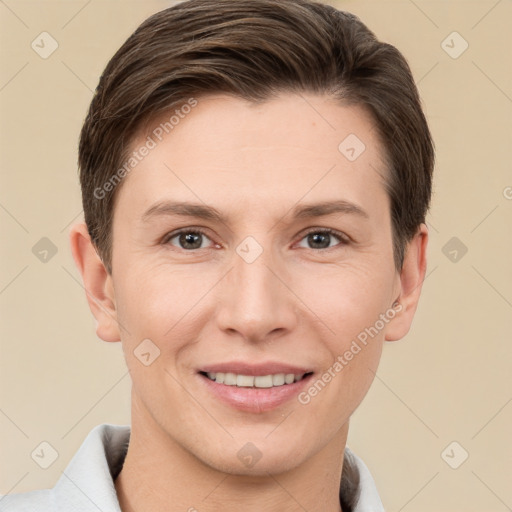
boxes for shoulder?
[0,424,130,512]
[0,489,53,511]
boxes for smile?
[201,371,312,388]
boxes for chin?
[208,451,302,477]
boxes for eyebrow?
[141,199,369,224]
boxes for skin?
[70,93,428,512]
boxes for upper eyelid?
[301,227,349,241]
[162,227,212,245]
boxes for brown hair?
[78,0,434,274]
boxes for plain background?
[0,1,511,511]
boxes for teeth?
[254,375,273,388]
[224,373,237,385]
[237,374,254,387]
[204,372,307,388]
[272,374,285,386]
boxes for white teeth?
[254,375,273,388]
[224,372,237,385]
[204,372,308,388]
[236,374,254,387]
[272,374,285,386]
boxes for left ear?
[385,223,429,342]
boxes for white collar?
[1,423,385,512]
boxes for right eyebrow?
[141,201,227,224]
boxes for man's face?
[109,93,402,474]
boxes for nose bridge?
[216,238,297,341]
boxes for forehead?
[116,93,388,218]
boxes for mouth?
[199,371,314,388]
[196,363,315,412]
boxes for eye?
[164,229,214,250]
[296,228,348,250]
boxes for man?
[1,0,433,510]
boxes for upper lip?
[199,361,313,376]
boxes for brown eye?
[165,229,212,250]
[297,229,347,250]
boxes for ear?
[385,223,429,342]
[69,223,120,342]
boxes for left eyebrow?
[291,200,370,220]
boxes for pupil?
[181,232,201,249]
[310,233,329,249]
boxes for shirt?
[0,423,385,511]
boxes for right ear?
[69,223,121,342]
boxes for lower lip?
[198,373,314,413]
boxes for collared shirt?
[0,424,385,511]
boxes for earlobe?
[69,223,121,343]
[385,223,429,342]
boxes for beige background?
[1,1,511,511]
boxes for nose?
[215,241,299,344]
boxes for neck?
[115,396,348,512]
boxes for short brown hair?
[78,0,434,274]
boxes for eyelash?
[162,227,349,252]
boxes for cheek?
[117,262,196,326]
[296,262,394,343]
[113,266,195,404]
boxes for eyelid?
[162,226,215,247]
[162,226,350,252]
[294,227,350,248]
